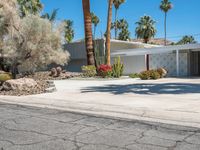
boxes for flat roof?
[111,43,200,56]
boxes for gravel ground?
[0,71,81,96]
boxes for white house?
[64,39,200,77]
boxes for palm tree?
[160,0,172,46]
[135,15,157,70]
[91,12,100,39]
[63,20,75,44]
[17,0,43,17]
[113,0,125,39]
[82,0,95,66]
[177,35,197,45]
[118,19,130,41]
[105,0,113,66]
[41,9,58,23]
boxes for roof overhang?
[111,43,200,56]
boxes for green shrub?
[139,70,161,80]
[112,56,124,78]
[149,70,161,80]
[81,65,97,77]
[129,73,140,78]
[0,73,12,82]
[139,71,151,80]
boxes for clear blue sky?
[41,0,200,42]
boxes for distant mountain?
[131,38,174,45]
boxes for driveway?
[1,103,200,150]
[0,78,200,128]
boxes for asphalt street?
[0,102,200,150]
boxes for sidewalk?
[1,78,200,128]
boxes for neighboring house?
[64,39,200,77]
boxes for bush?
[112,56,124,78]
[81,65,97,77]
[139,71,151,80]
[139,70,161,80]
[3,15,70,77]
[98,64,112,78]
[0,73,12,82]
[149,70,161,80]
[129,73,140,78]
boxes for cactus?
[112,56,124,78]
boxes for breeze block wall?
[150,52,188,77]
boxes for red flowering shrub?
[98,64,112,78]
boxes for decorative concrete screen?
[150,53,188,77]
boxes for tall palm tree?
[41,9,58,23]
[91,12,100,39]
[177,35,197,45]
[17,0,43,17]
[105,0,113,66]
[113,0,125,39]
[135,15,157,70]
[82,0,95,65]
[118,19,130,41]
[160,0,172,46]
[63,20,75,44]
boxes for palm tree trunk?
[164,12,167,46]
[106,0,113,66]
[82,0,95,65]
[114,8,118,39]
[94,26,96,40]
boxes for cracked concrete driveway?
[1,78,200,128]
[0,103,200,150]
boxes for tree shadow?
[81,83,200,95]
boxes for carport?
[111,44,200,77]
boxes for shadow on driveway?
[81,83,200,95]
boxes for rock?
[3,78,37,91]
[46,80,55,88]
[157,68,167,78]
[45,87,56,93]
[56,67,62,77]
[0,86,3,91]
[0,70,6,74]
[50,68,57,77]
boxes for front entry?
[190,51,200,76]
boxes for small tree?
[63,20,75,43]
[3,15,70,78]
[0,0,20,71]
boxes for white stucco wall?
[150,52,188,77]
[111,55,146,75]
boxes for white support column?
[176,50,179,77]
